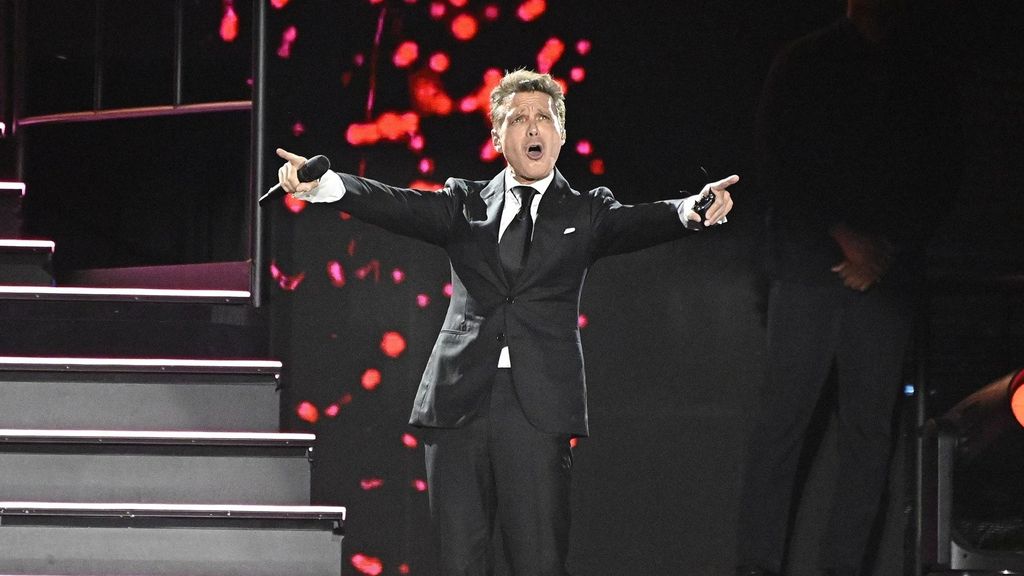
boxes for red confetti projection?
[517,0,546,22]
[269,261,305,291]
[402,433,419,449]
[536,37,565,74]
[351,553,384,576]
[393,41,419,68]
[362,368,382,391]
[327,260,346,288]
[361,478,384,490]
[277,26,297,59]
[381,331,407,358]
[451,14,479,41]
[297,401,318,424]
[219,2,238,42]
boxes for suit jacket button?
[496,332,504,342]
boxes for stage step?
[0,287,263,357]
[0,430,315,504]
[0,502,345,576]
[0,181,25,237]
[0,239,55,285]
[0,357,282,430]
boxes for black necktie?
[499,186,537,283]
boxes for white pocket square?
[563,227,576,235]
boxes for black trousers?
[736,280,912,574]
[423,368,574,576]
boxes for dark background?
[6,0,1023,575]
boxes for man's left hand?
[687,174,738,226]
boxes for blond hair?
[489,69,566,131]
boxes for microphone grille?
[297,155,331,182]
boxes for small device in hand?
[693,189,716,226]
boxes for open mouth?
[526,144,544,160]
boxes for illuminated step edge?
[0,240,54,253]
[0,429,314,446]
[0,502,346,522]
[0,356,282,374]
[0,285,251,303]
[0,182,26,196]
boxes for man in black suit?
[734,0,960,574]
[277,68,737,576]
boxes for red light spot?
[412,478,428,491]
[577,313,588,329]
[381,331,407,358]
[443,282,453,297]
[354,53,366,66]
[430,2,446,18]
[484,4,500,19]
[398,564,411,575]
[392,268,407,283]
[408,179,444,190]
[362,368,382,391]
[409,134,426,152]
[429,52,450,73]
[355,260,381,282]
[347,238,357,255]
[351,553,384,576]
[324,404,340,417]
[271,0,289,7]
[283,194,306,213]
[393,41,419,68]
[219,5,238,42]
[480,139,501,162]
[517,0,546,21]
[277,25,297,59]
[1012,371,1024,427]
[402,433,419,449]
[570,66,586,82]
[327,260,346,288]
[575,140,592,155]
[346,123,379,146]
[461,68,503,120]
[418,158,434,174]
[385,112,421,139]
[460,96,478,113]
[589,158,605,175]
[291,121,305,137]
[570,437,578,448]
[416,294,431,308]
[360,478,384,490]
[536,37,565,74]
[451,14,478,41]
[576,39,592,55]
[297,401,318,424]
[449,0,468,6]
[340,393,354,406]
[269,261,305,291]
[410,71,454,116]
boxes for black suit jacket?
[334,169,694,437]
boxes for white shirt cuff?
[293,169,345,203]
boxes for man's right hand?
[276,148,318,197]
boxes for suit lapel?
[473,172,508,287]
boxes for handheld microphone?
[259,155,331,206]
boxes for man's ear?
[491,129,502,151]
